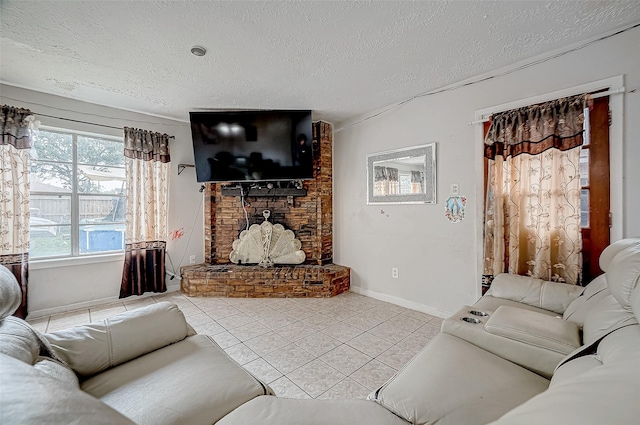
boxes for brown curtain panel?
[0,105,35,318]
[483,95,585,285]
[120,127,171,298]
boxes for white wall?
[334,26,640,316]
[0,85,204,316]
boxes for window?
[29,129,125,259]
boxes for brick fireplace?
[180,121,350,297]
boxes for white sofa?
[1,238,640,424]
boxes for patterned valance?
[1,105,36,149]
[123,127,172,163]
[484,95,586,160]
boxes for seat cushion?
[217,396,409,425]
[370,333,549,425]
[81,334,271,425]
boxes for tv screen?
[189,110,313,183]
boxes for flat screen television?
[189,110,313,183]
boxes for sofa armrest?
[487,274,584,314]
[45,301,189,377]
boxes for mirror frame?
[366,143,436,205]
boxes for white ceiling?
[2,1,640,125]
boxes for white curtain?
[484,95,585,285]
[120,127,171,297]
[0,105,36,318]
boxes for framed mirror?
[367,143,436,204]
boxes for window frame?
[29,126,126,260]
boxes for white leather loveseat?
[2,238,640,424]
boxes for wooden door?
[580,96,611,284]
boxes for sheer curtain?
[483,95,585,285]
[0,105,36,318]
[120,127,171,298]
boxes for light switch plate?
[451,183,460,196]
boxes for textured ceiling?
[2,1,640,125]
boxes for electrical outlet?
[391,267,399,279]
[189,255,196,264]
[451,183,460,196]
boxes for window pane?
[30,194,71,225]
[77,136,124,167]
[77,166,126,194]
[79,195,126,224]
[30,225,71,258]
[31,161,74,192]
[580,189,590,228]
[580,149,590,186]
[31,130,72,162]
[79,224,125,253]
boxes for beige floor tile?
[300,313,339,331]
[275,321,316,342]
[192,320,226,336]
[346,332,394,358]
[210,331,241,349]
[263,343,316,374]
[368,321,412,344]
[376,344,419,370]
[228,321,271,342]
[46,309,91,332]
[317,377,371,400]
[295,332,342,357]
[321,321,364,343]
[400,309,436,323]
[396,333,431,353]
[350,359,398,390]
[89,304,127,322]
[216,313,256,330]
[413,322,441,339]
[319,344,372,375]
[363,306,403,321]
[384,314,425,333]
[286,359,346,398]
[322,307,355,321]
[243,358,283,384]
[224,343,259,365]
[259,313,298,330]
[244,331,290,356]
[428,316,444,327]
[344,313,385,331]
[184,311,216,327]
[269,376,311,399]
[123,296,156,310]
[198,304,242,320]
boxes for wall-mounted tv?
[189,110,313,183]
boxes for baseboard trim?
[350,286,452,319]
[28,282,181,319]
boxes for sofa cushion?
[473,295,559,317]
[489,324,640,425]
[605,245,640,310]
[0,316,42,364]
[563,274,609,325]
[33,356,79,387]
[46,301,189,377]
[582,292,637,345]
[0,353,135,425]
[81,334,272,425]
[598,237,640,272]
[217,396,409,425]
[369,333,549,425]
[0,265,21,319]
[487,274,583,314]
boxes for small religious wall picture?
[445,196,466,223]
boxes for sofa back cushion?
[598,238,640,272]
[0,353,135,425]
[46,301,189,377]
[0,316,42,364]
[487,274,583,314]
[0,265,21,319]
[563,274,609,325]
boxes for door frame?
[473,75,624,300]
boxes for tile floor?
[27,291,443,400]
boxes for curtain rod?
[34,112,123,130]
[467,87,626,125]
